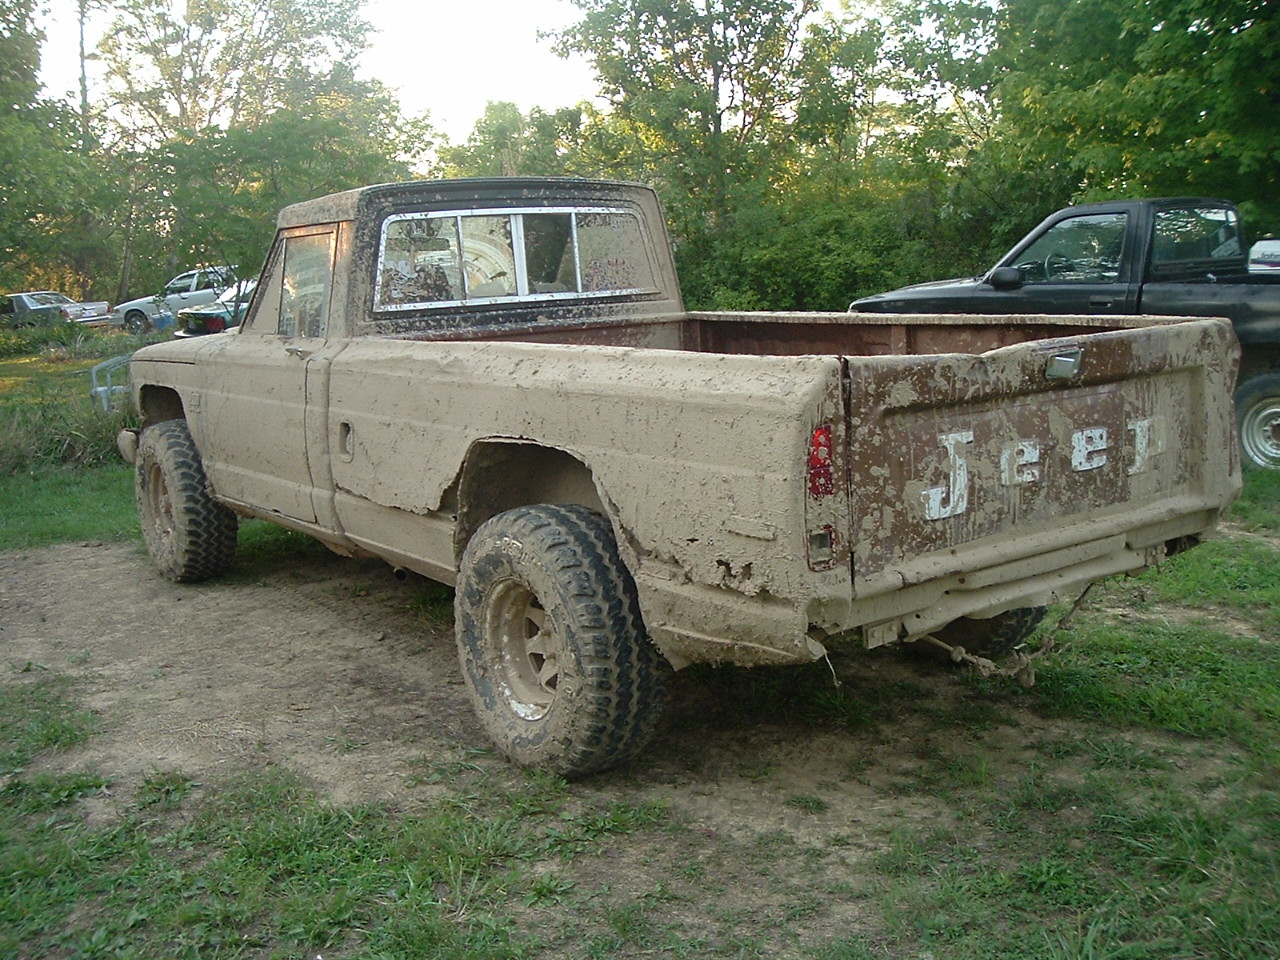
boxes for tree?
[0,0,97,293]
[81,0,434,301]
[931,0,1280,229]
[98,0,373,145]
[439,102,586,178]
[555,0,817,233]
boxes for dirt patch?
[0,536,1235,845]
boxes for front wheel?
[124,309,151,334]
[1234,373,1280,470]
[136,419,237,582]
[455,504,669,778]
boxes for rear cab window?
[1149,205,1244,277]
[372,205,660,329]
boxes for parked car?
[110,266,236,333]
[0,290,110,328]
[1249,238,1280,273]
[174,279,257,337]
[851,197,1280,469]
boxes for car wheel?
[136,419,237,582]
[455,504,669,777]
[1234,372,1280,470]
[124,309,151,334]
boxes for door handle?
[285,345,312,358]
[1089,297,1115,309]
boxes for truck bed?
[410,308,1179,357]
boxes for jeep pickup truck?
[851,197,1280,470]
[119,178,1240,776]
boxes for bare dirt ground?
[0,534,1210,892]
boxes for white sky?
[36,0,601,142]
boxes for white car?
[111,266,236,333]
[1248,239,1280,273]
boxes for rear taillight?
[808,424,835,500]
[207,316,226,333]
[805,423,843,571]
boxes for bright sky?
[36,0,601,142]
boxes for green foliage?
[0,674,97,774]
[0,332,140,475]
[0,464,138,549]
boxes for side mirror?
[987,266,1023,290]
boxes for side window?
[164,273,194,296]
[1152,206,1243,267]
[244,231,335,337]
[195,270,218,291]
[281,233,335,338]
[1012,213,1128,284]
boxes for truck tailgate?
[844,317,1239,638]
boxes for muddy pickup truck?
[852,197,1280,470]
[119,178,1240,777]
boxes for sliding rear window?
[374,207,659,313]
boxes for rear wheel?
[136,419,237,582]
[455,504,668,777]
[1234,372,1280,470]
[124,309,150,334]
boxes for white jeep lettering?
[1071,427,1109,471]
[922,431,974,520]
[1000,440,1042,486]
[1126,417,1165,475]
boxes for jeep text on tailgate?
[119,178,1241,777]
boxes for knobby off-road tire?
[455,504,669,778]
[1234,372,1280,470]
[930,606,1048,659]
[136,419,238,582]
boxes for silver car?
[110,266,236,333]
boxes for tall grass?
[0,326,146,475]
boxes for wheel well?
[137,385,185,427]
[454,442,607,564]
[1238,345,1280,384]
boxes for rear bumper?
[634,503,1227,669]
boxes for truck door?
[989,211,1139,314]
[194,226,338,523]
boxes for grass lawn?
[1,329,1277,958]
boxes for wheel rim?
[127,311,148,334]
[487,578,560,720]
[143,461,175,547]
[1240,396,1280,468]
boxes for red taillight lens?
[207,316,226,333]
[808,424,835,500]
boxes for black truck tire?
[1234,373,1280,470]
[136,419,238,582]
[454,504,668,778]
[927,606,1048,660]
